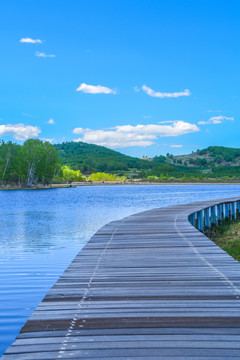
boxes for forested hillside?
[167,146,240,167]
[144,146,240,181]
[55,142,240,180]
[55,141,152,172]
[54,142,240,180]
[1,140,240,186]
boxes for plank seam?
[57,217,126,358]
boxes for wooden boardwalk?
[2,197,240,359]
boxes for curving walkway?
[2,197,240,359]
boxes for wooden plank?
[2,197,240,359]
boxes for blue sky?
[0,0,240,157]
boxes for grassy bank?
[207,220,240,262]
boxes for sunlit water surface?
[1,184,240,355]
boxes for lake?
[1,184,240,355]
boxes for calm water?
[0,184,240,355]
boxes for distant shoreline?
[1,181,240,191]
[72,181,240,186]
[73,181,240,187]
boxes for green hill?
[55,141,153,173]
[153,146,240,180]
[166,146,240,167]
[55,142,240,181]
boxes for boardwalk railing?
[188,199,240,232]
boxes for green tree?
[0,141,21,185]
[21,140,45,185]
[41,142,60,184]
[21,139,60,186]
[61,166,86,182]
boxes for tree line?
[0,139,60,186]
[1,140,240,187]
[0,140,127,187]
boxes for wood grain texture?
[2,197,240,359]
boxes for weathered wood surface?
[2,197,240,359]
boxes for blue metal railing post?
[204,208,210,231]
[211,206,216,226]
[217,204,222,224]
[197,210,203,232]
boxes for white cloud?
[211,115,234,122]
[20,37,42,44]
[47,118,55,124]
[143,115,151,119]
[73,127,89,134]
[73,121,199,148]
[142,85,191,98]
[198,115,234,125]
[0,124,41,140]
[40,138,55,143]
[76,83,116,94]
[170,144,183,148]
[158,120,176,124]
[35,51,56,58]
[198,121,215,125]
